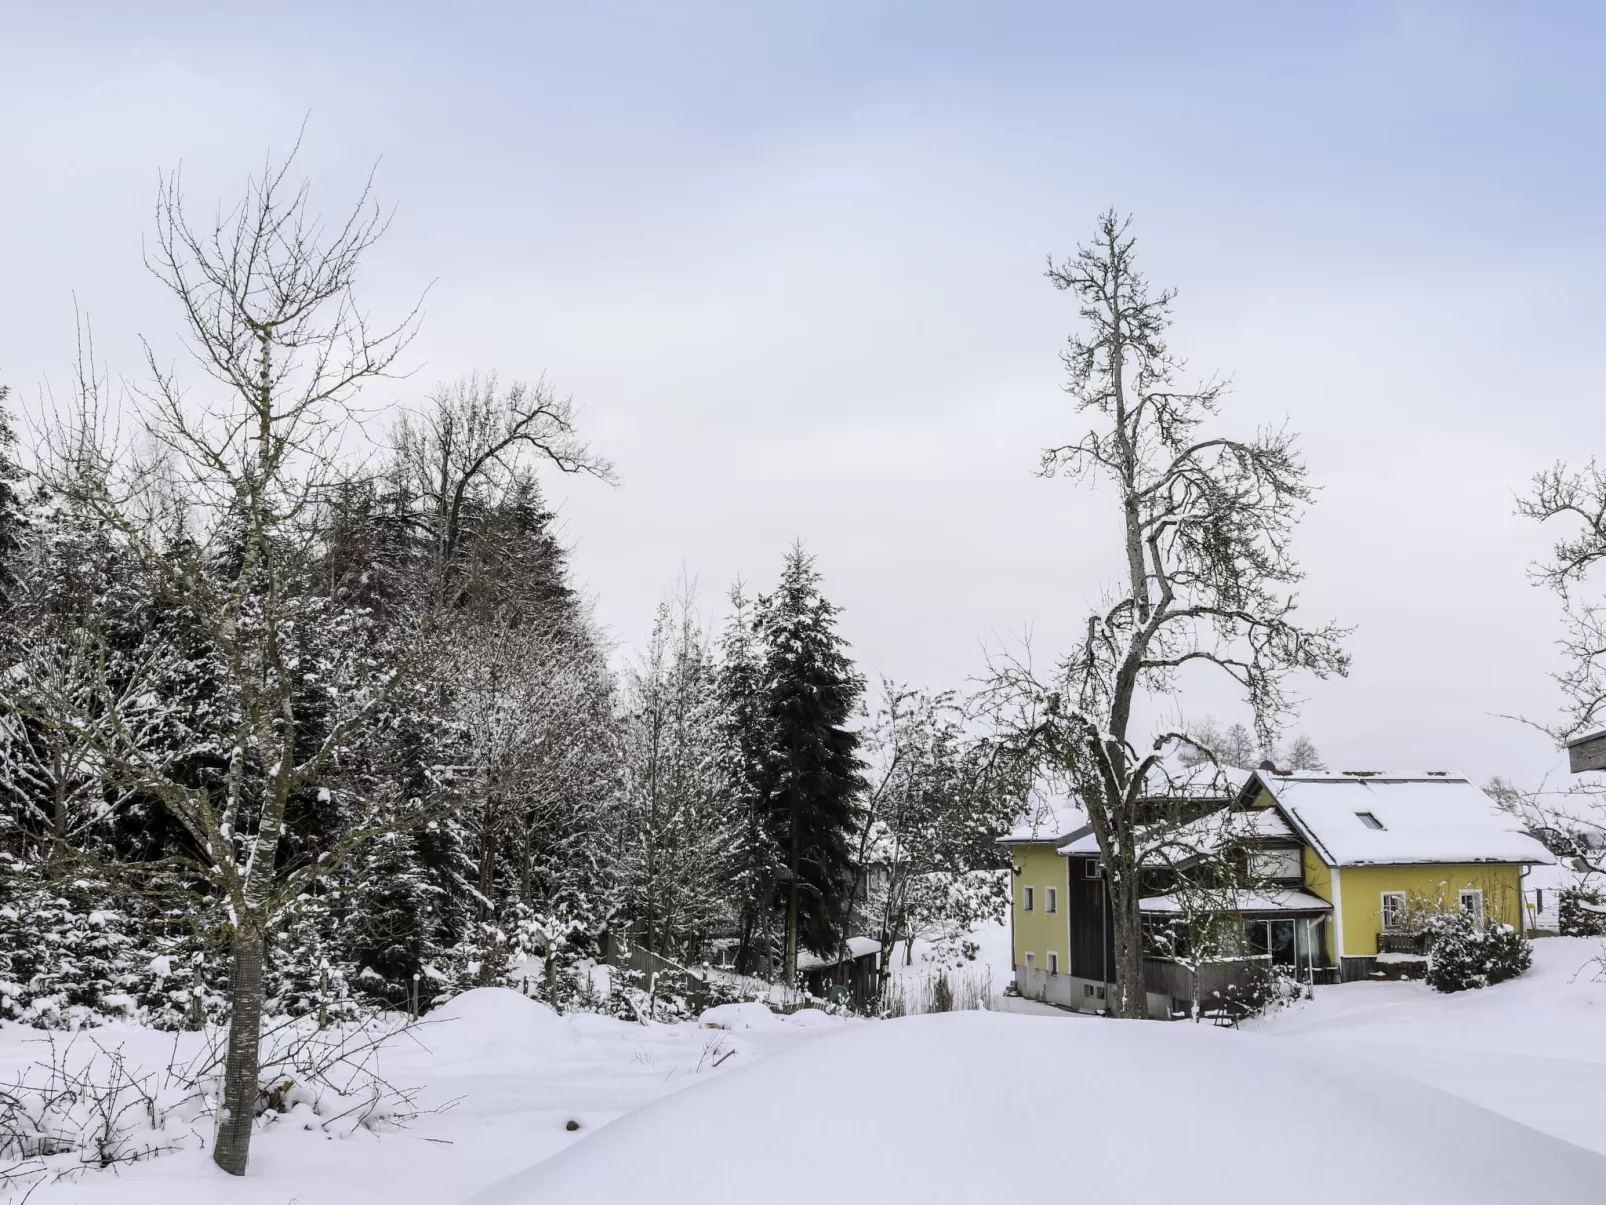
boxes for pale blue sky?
[5,2,1604,784]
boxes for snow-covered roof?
[1251,772,1555,868]
[1054,805,1292,859]
[1057,827,1099,855]
[795,936,881,972]
[1139,889,1333,915]
[999,794,1085,844]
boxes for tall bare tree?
[392,373,613,609]
[983,212,1348,1018]
[1501,462,1606,864]
[50,147,420,1175]
[1521,460,1606,743]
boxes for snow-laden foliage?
[1425,910,1533,993]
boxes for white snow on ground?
[0,996,855,1205]
[471,1009,1605,1205]
[1247,935,1606,1156]
[9,937,1606,1204]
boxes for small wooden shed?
[1567,730,1606,774]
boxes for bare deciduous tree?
[1520,460,1606,742]
[48,146,421,1175]
[982,212,1348,1018]
[1500,462,1606,873]
[392,373,614,608]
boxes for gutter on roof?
[1347,858,1540,867]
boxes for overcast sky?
[5,2,1603,786]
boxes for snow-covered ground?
[0,991,857,1205]
[1248,935,1606,1156]
[7,938,1606,1204]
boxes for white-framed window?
[1045,887,1058,914]
[1023,886,1034,912]
[1047,952,1059,974]
[1084,859,1101,879]
[1024,952,1036,970]
[1460,889,1484,927]
[1355,811,1386,830]
[1381,891,1407,932]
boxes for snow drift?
[401,988,579,1071]
[469,1010,1606,1205]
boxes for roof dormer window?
[1355,811,1385,830]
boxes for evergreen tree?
[0,380,24,616]
[717,583,780,974]
[754,545,864,980]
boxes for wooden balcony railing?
[1376,931,1429,955]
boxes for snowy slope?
[1249,935,1606,1155]
[470,1010,1606,1205]
[14,943,1606,1204]
[0,995,853,1205]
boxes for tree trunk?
[213,926,266,1176]
[1109,874,1147,1018]
[784,881,799,983]
[783,789,800,983]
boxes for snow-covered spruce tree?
[717,583,781,976]
[754,545,865,982]
[3,393,167,861]
[981,212,1349,1018]
[615,589,741,997]
[46,150,424,1176]
[0,377,24,617]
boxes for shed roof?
[1249,771,1554,868]
[795,936,881,972]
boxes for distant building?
[1003,769,1555,1017]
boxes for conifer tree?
[717,584,779,974]
[0,380,23,616]
[754,545,864,981]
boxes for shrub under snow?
[1425,911,1533,993]
[0,1016,420,1193]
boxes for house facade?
[1005,769,1555,1015]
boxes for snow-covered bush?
[1425,911,1487,992]
[1425,911,1533,993]
[1482,923,1533,985]
[0,1016,423,1194]
[1558,887,1606,937]
[0,854,230,1030]
[0,1033,208,1191]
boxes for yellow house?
[1004,769,1554,1013]
[1244,770,1551,980]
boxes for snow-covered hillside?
[8,939,1606,1204]
[472,1009,1604,1205]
